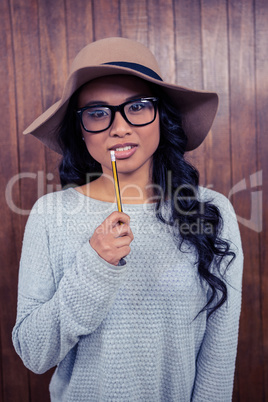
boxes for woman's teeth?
[115,145,133,151]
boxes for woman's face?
[77,75,160,179]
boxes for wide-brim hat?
[23,37,219,153]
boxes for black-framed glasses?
[77,97,159,133]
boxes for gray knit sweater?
[12,187,243,401]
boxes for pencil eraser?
[110,150,116,161]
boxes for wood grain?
[255,0,268,399]
[1,0,31,400]
[120,0,148,45]
[148,0,175,83]
[10,0,45,225]
[228,1,263,400]
[173,0,206,184]
[93,0,121,40]
[65,0,94,66]
[201,0,231,196]
[38,0,67,203]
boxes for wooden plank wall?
[0,0,267,400]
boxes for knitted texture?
[12,187,243,401]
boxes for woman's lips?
[114,145,137,159]
[109,144,137,159]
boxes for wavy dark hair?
[57,84,235,318]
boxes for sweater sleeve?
[12,198,127,374]
[191,193,244,402]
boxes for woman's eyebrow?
[81,94,150,107]
[125,94,150,101]
[81,100,109,107]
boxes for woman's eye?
[129,102,144,112]
[87,109,109,119]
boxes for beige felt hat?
[23,37,219,153]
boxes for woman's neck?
[77,170,156,204]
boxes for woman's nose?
[109,111,132,137]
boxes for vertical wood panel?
[173,0,206,184]
[120,0,148,45]
[201,0,231,195]
[11,0,45,221]
[93,0,120,40]
[228,1,263,400]
[148,0,175,83]
[0,0,28,400]
[38,0,68,198]
[173,0,203,88]
[255,0,268,399]
[65,0,94,66]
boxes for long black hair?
[152,89,235,317]
[57,84,235,318]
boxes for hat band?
[102,61,163,81]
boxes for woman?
[13,37,243,401]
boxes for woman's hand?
[90,212,134,266]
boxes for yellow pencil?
[110,151,126,266]
[110,150,123,213]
